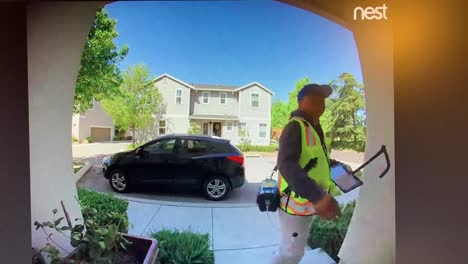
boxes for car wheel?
[109,170,130,193]
[203,176,231,201]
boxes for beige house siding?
[154,76,190,117]
[238,84,271,119]
[72,101,114,142]
[190,90,239,116]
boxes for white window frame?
[175,89,182,105]
[251,93,260,108]
[202,91,210,104]
[220,92,227,104]
[159,120,166,135]
[226,122,233,131]
[259,123,267,138]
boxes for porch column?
[27,2,102,250]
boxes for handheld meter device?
[256,166,280,212]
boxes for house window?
[202,92,210,104]
[176,90,182,104]
[238,122,246,137]
[159,120,166,135]
[251,93,259,108]
[226,122,233,131]
[259,123,267,138]
[202,122,209,135]
[220,93,227,104]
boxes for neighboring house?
[150,74,274,146]
[72,100,115,142]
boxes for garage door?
[90,127,111,142]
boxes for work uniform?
[272,110,334,264]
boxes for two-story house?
[152,74,273,146]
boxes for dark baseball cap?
[297,83,333,102]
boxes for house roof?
[191,83,239,91]
[149,73,274,95]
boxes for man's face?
[300,94,325,118]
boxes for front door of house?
[212,122,222,137]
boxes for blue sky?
[105,1,362,101]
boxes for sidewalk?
[123,188,359,264]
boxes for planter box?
[33,234,158,264]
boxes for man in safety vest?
[272,83,340,264]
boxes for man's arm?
[277,121,326,203]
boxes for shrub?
[236,144,279,152]
[151,229,214,264]
[86,136,94,143]
[308,202,356,262]
[187,122,201,135]
[113,135,120,141]
[72,136,79,143]
[77,188,129,232]
[331,140,365,153]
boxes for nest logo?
[354,4,388,20]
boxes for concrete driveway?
[73,142,363,204]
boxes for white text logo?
[353,4,388,20]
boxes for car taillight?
[227,155,244,165]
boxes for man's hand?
[314,194,340,220]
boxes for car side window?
[144,139,176,154]
[180,139,210,155]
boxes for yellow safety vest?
[278,117,335,216]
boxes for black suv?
[102,134,245,201]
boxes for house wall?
[239,119,271,146]
[76,101,114,142]
[238,84,272,119]
[190,90,239,116]
[154,76,190,117]
[71,114,80,140]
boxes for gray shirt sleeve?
[277,121,326,203]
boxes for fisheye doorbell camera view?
[6,1,434,264]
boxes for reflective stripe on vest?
[278,116,333,216]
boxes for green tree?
[271,100,289,129]
[328,73,366,151]
[101,64,166,145]
[74,8,128,114]
[188,122,202,135]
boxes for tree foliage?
[328,73,366,150]
[74,8,128,114]
[101,64,166,145]
[270,73,366,152]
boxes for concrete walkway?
[122,188,359,264]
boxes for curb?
[74,161,92,183]
[120,195,258,208]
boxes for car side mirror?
[136,148,147,158]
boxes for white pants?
[271,209,314,264]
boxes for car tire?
[203,176,231,201]
[109,170,130,193]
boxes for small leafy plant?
[308,202,356,262]
[151,229,214,264]
[34,200,132,264]
[77,188,129,233]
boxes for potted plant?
[33,201,158,264]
